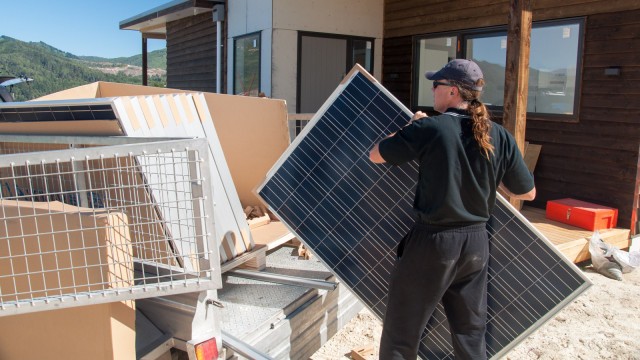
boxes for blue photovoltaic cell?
[258,68,590,359]
[0,104,117,122]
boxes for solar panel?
[257,65,591,359]
[0,101,116,122]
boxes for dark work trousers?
[379,222,489,360]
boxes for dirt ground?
[310,265,640,360]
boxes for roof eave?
[119,0,223,37]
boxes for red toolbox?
[546,198,618,231]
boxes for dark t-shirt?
[378,108,534,226]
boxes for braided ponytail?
[454,79,494,159]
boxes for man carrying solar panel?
[369,59,536,360]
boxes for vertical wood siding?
[383,1,640,229]
[166,13,218,92]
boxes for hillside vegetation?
[80,48,167,69]
[0,36,166,101]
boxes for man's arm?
[499,183,536,201]
[369,111,427,164]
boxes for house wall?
[272,0,384,113]
[383,0,640,231]
[227,0,273,96]
[166,12,218,92]
[227,0,383,112]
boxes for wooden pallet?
[521,206,630,263]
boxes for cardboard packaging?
[0,200,136,359]
[546,198,618,231]
[29,81,291,264]
[0,200,133,302]
[0,301,135,360]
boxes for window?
[296,33,375,136]
[415,37,457,108]
[234,32,261,96]
[351,39,373,72]
[414,19,584,119]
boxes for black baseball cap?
[425,59,484,91]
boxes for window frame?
[233,31,262,96]
[296,31,375,76]
[412,18,585,122]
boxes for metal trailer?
[0,96,362,359]
[0,135,226,359]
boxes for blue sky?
[1,0,169,58]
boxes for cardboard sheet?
[0,200,133,302]
[0,301,135,360]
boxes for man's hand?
[369,143,385,163]
[411,111,427,122]
[370,112,427,164]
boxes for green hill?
[80,48,167,69]
[0,36,166,101]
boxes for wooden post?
[142,36,148,86]
[502,0,532,208]
[633,144,640,235]
[503,0,532,152]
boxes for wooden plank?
[531,144,635,166]
[585,22,640,41]
[247,213,270,229]
[250,221,296,250]
[385,11,509,38]
[523,143,541,172]
[385,0,505,22]
[382,36,413,105]
[527,120,640,139]
[583,54,640,68]
[351,344,376,360]
[533,1,640,20]
[385,0,450,13]
[384,1,640,38]
[221,244,268,272]
[525,128,638,152]
[166,12,217,92]
[586,7,640,27]
[521,206,630,263]
[582,67,640,82]
[534,155,636,182]
[533,174,633,197]
[585,38,640,55]
[509,142,541,210]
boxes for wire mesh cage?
[0,136,219,316]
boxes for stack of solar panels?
[258,66,590,359]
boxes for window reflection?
[352,39,373,72]
[416,37,457,107]
[234,33,261,96]
[414,20,583,117]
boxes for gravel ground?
[310,266,640,359]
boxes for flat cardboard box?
[0,200,136,359]
[0,200,133,303]
[35,81,290,210]
[0,301,135,360]
[0,155,180,268]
